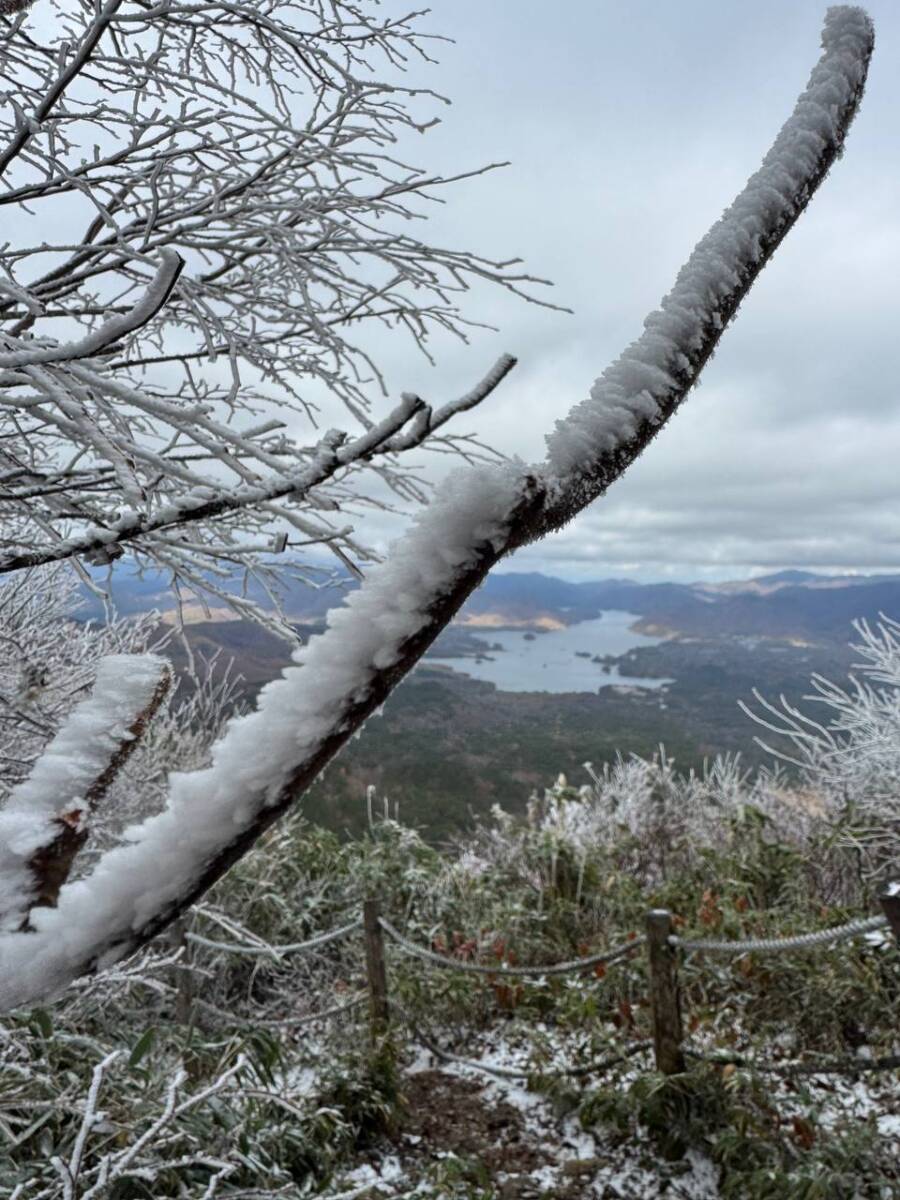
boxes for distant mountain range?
[456,570,900,643]
[80,567,900,645]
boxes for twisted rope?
[410,1028,651,1080]
[187,916,363,960]
[378,917,644,978]
[671,914,888,955]
[194,994,366,1029]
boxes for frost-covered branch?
[0,654,169,932]
[382,353,518,453]
[0,7,877,1008]
[0,0,125,181]
[0,2,545,621]
[0,251,184,369]
[39,1051,245,1200]
[0,358,516,575]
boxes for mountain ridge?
[80,566,900,644]
[458,570,900,642]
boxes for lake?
[426,611,670,694]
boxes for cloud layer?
[334,1,900,582]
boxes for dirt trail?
[395,1069,600,1199]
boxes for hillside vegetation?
[3,618,897,1197]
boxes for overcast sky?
[347,1,900,583]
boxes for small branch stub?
[363,898,389,1041]
[646,909,685,1075]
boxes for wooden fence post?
[363,898,390,1041]
[646,908,685,1075]
[168,916,194,1026]
[880,887,900,943]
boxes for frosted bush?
[746,615,900,884]
[450,693,890,903]
[521,751,804,886]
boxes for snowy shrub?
[746,615,900,887]
[0,568,240,872]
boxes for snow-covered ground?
[313,1017,898,1199]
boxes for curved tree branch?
[0,251,184,369]
[0,7,876,1010]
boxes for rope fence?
[684,1047,900,1076]
[374,896,897,1079]
[194,994,366,1030]
[399,1007,651,1081]
[186,916,363,960]
[671,913,888,955]
[377,915,644,977]
[181,890,898,1081]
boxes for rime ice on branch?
[0,7,877,1009]
[0,1,543,633]
[543,6,874,496]
[0,655,168,933]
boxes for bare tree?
[0,0,542,632]
[0,7,877,1008]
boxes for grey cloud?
[341,1,900,584]
[12,2,898,587]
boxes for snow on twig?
[0,654,169,933]
[0,252,183,368]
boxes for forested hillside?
[154,572,877,839]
